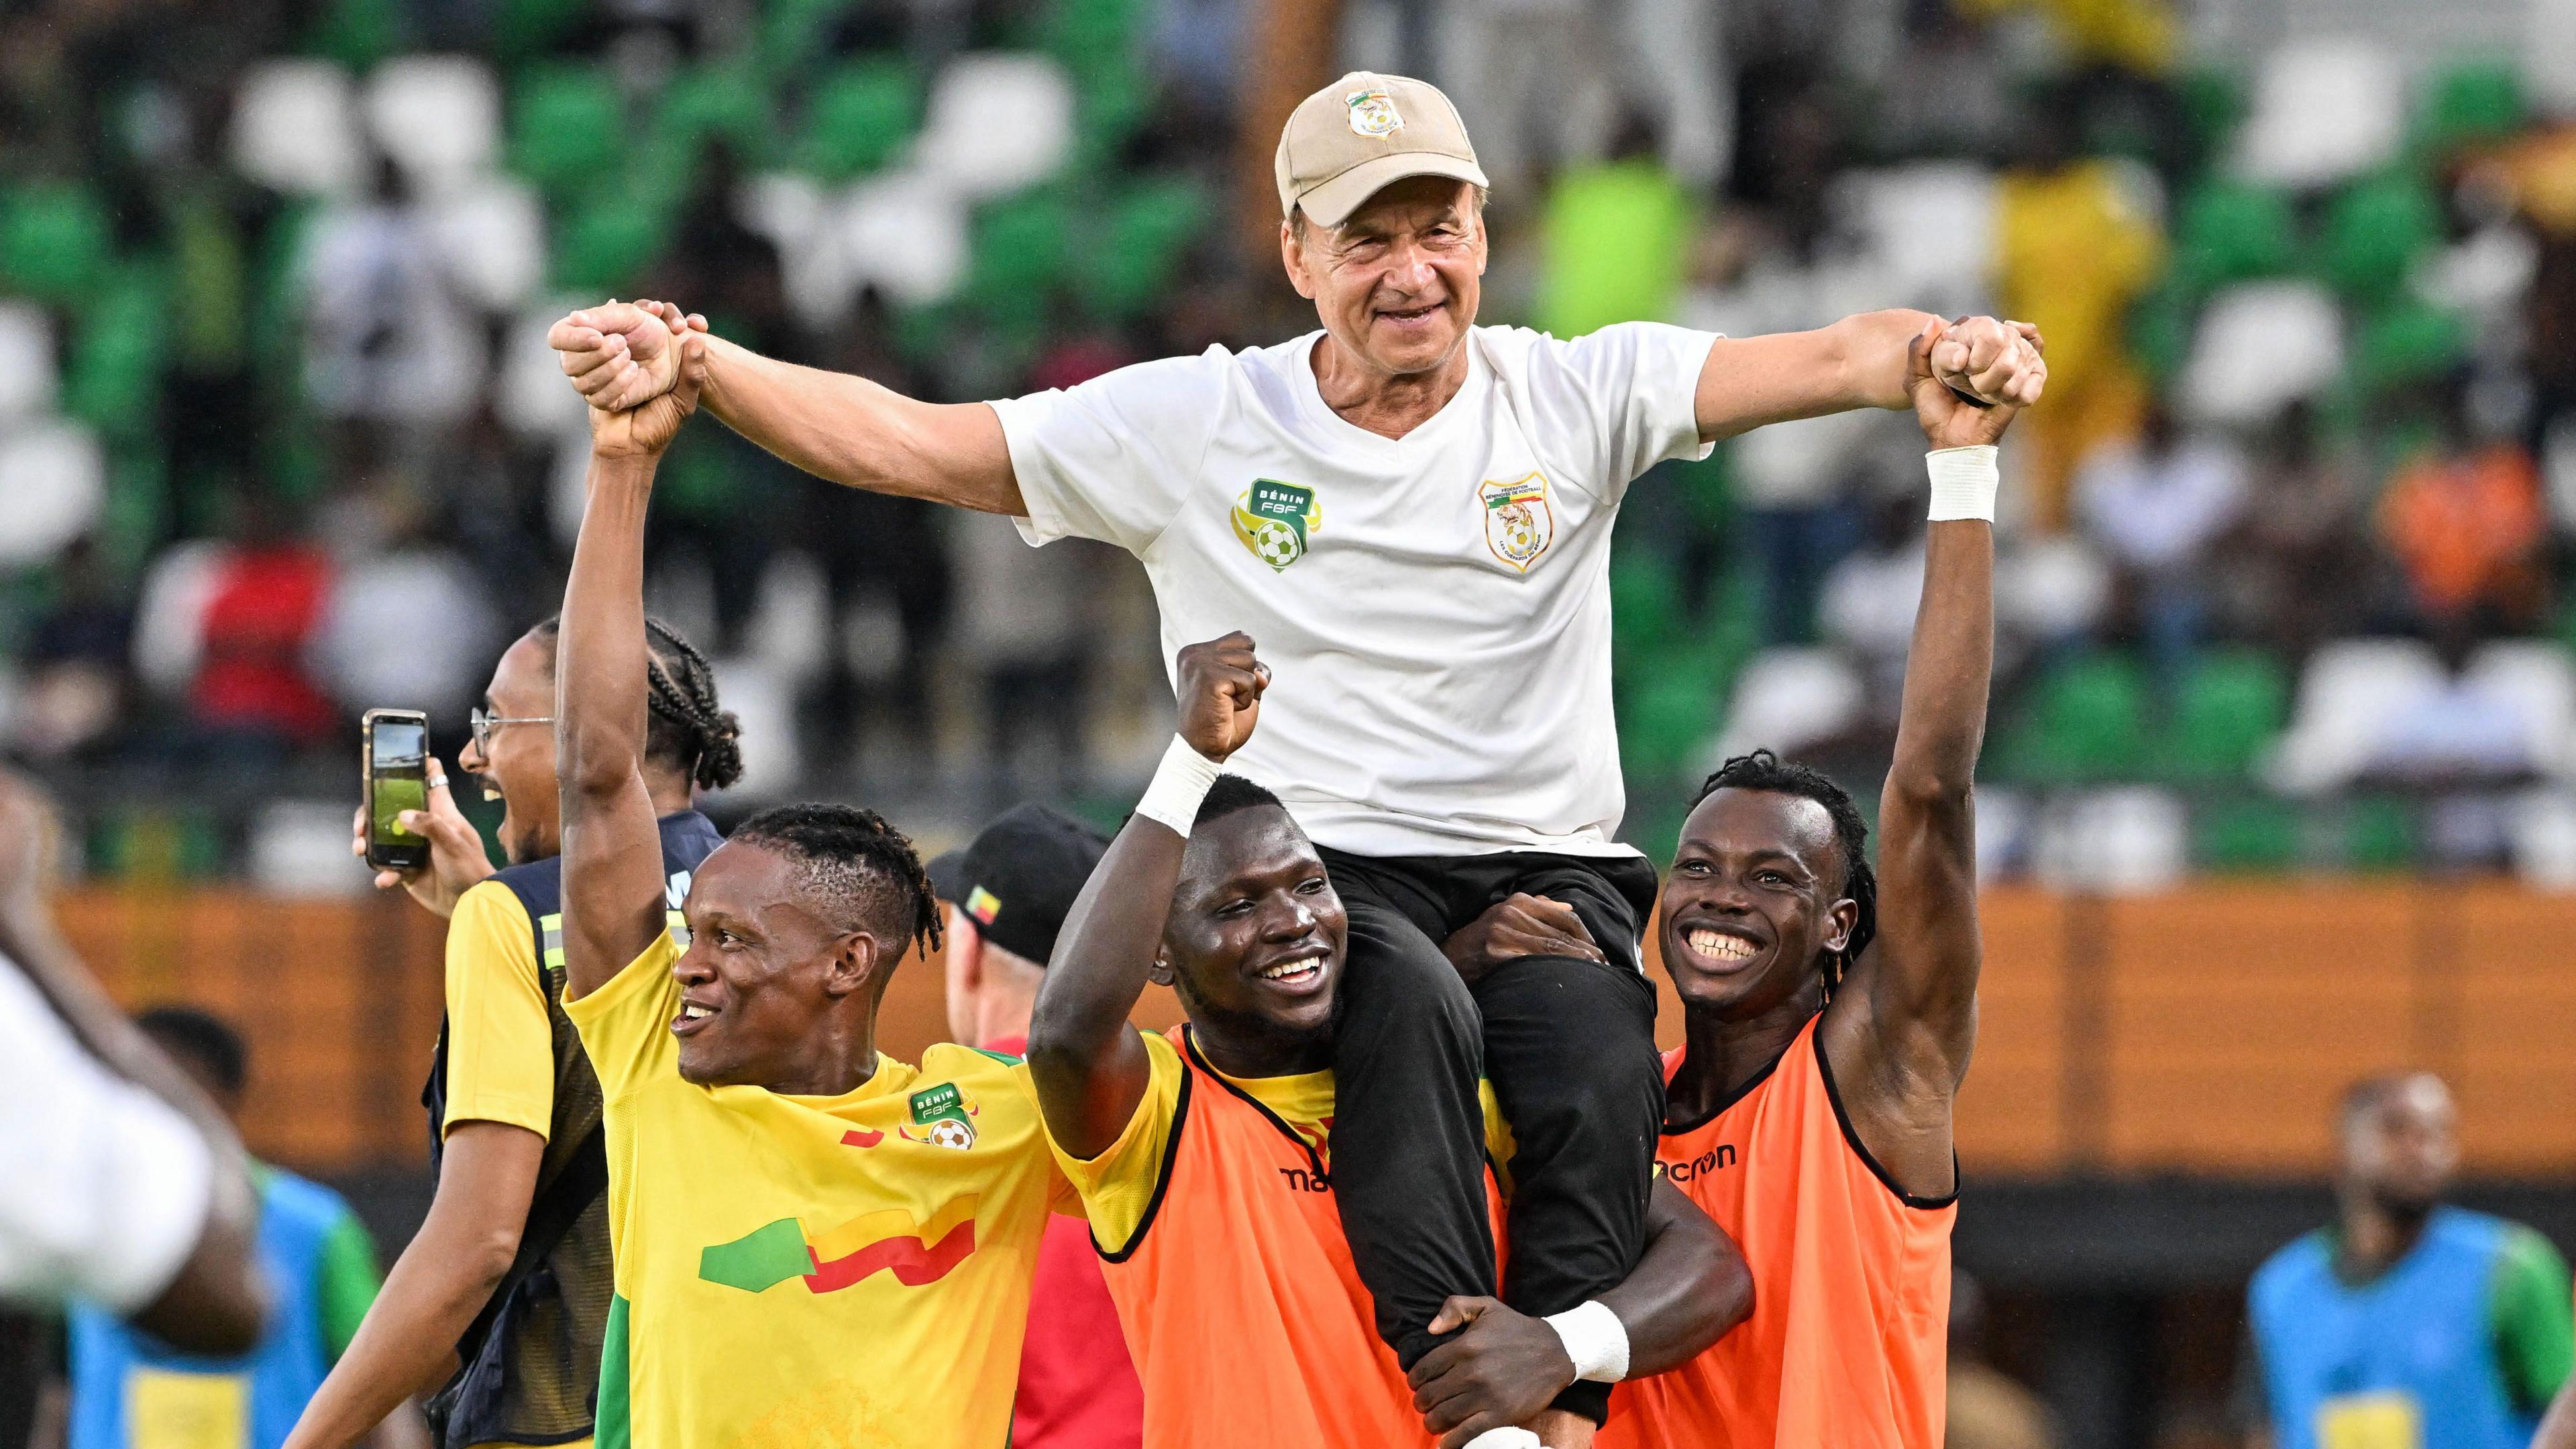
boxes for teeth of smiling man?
[681,1004,713,1020]
[1260,957,1320,980]
[1686,928,1755,961]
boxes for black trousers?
[1320,847,1665,1425]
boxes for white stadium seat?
[914,54,1075,200]
[1709,647,1865,763]
[2233,38,2404,188]
[365,55,500,197]
[2467,641,2576,779]
[0,303,56,425]
[231,59,365,196]
[0,418,103,566]
[2267,638,2445,794]
[2179,282,2345,427]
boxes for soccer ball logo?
[1251,518,1302,568]
[925,1118,975,1150]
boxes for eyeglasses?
[470,707,553,756]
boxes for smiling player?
[1026,632,1752,1449]
[1589,330,2021,1448]
[551,333,1072,1448]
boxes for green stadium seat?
[1072,60,1155,176]
[2351,300,2470,394]
[2416,58,2525,158]
[1089,176,1210,320]
[1046,0,1150,72]
[2176,66,2249,160]
[307,0,406,70]
[2126,276,2198,383]
[2194,796,2302,873]
[965,193,1074,314]
[508,66,625,195]
[798,60,921,179]
[2008,652,2153,784]
[1622,669,1721,780]
[0,182,113,304]
[1611,554,1686,661]
[2167,649,2288,782]
[2342,796,2416,871]
[655,64,776,161]
[494,0,590,64]
[2319,175,2438,303]
[2174,181,2297,294]
[63,272,170,442]
[551,201,665,295]
[761,0,861,78]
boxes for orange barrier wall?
[58,881,2576,1179]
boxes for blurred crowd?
[9,0,2576,886]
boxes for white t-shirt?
[994,322,1717,857]
[0,956,215,1313]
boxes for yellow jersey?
[565,931,1075,1449]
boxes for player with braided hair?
[551,327,1078,1449]
[1683,750,1878,1002]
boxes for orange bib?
[1602,1017,1955,1449]
[1097,1028,1501,1449]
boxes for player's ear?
[1147,945,1177,988]
[823,931,881,999]
[1821,898,1858,958]
[1280,219,1318,301]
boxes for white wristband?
[1134,735,1224,837]
[1925,445,2000,522]
[1460,1431,1541,1449]
[1544,1299,1631,1383]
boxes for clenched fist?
[549,299,708,415]
[1173,632,1270,763]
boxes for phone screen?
[371,720,429,845]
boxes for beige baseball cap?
[1275,72,1491,231]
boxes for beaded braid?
[641,616,744,791]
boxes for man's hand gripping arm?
[556,327,708,1001]
[549,301,1022,515]
[1026,633,1269,1160]
[1693,310,2045,441]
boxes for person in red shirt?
[930,806,1144,1449]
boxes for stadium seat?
[2233,38,2403,187]
[2340,795,2417,871]
[365,55,498,197]
[655,63,777,161]
[965,192,1073,314]
[2176,64,2249,160]
[0,303,54,423]
[798,60,922,180]
[2414,58,2526,159]
[2035,787,2188,894]
[549,201,665,296]
[0,416,105,566]
[230,60,365,197]
[2174,180,2297,293]
[62,274,168,441]
[496,301,588,438]
[2167,649,2289,782]
[306,0,405,71]
[427,178,545,313]
[2006,652,2152,784]
[0,182,111,305]
[837,169,970,307]
[1623,667,1723,780]
[2178,281,2343,426]
[1090,176,1212,320]
[2467,640,2576,778]
[760,0,862,78]
[1834,163,1998,320]
[2267,638,2445,794]
[494,0,589,64]
[2194,796,2302,873]
[508,66,626,197]
[2350,300,2470,394]
[2508,788,2576,887]
[914,54,1075,200]
[1711,647,1865,762]
[2318,175,2438,303]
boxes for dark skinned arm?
[1407,1181,1753,1448]
[1819,318,2032,1199]
[0,773,267,1354]
[280,1122,541,1449]
[556,333,708,1002]
[1027,633,1269,1160]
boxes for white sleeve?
[1551,322,1722,492]
[0,962,216,1314]
[987,350,1228,556]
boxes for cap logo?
[1346,88,1403,138]
[965,885,1000,926]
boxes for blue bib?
[2250,1207,2536,1449]
[68,1169,351,1449]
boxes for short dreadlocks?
[1690,749,1877,996]
[731,802,944,959]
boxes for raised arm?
[1822,319,2031,1195]
[1026,633,1269,1160]
[548,303,1021,515]
[556,332,707,1001]
[1407,1180,1753,1448]
[1693,310,2043,441]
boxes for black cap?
[926,804,1112,967]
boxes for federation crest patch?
[900,1083,980,1150]
[1232,480,1322,572]
[1478,472,1554,572]
[1346,89,1403,138]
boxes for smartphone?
[363,708,433,872]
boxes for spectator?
[2215,403,2371,660]
[2073,400,2247,683]
[12,536,135,760]
[2376,407,2550,633]
[313,480,499,719]
[1536,114,1699,339]
[2242,1073,2573,1449]
[188,491,339,756]
[65,1008,418,1449]
[301,159,484,430]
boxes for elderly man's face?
[1283,176,1486,380]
